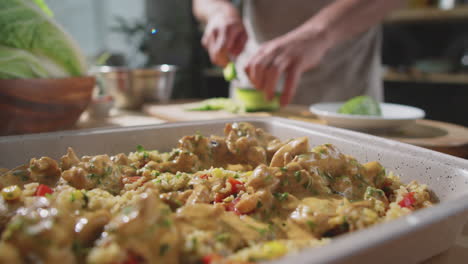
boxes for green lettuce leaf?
[0,45,53,79]
[0,0,87,78]
[32,0,54,17]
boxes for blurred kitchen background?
[48,0,468,126]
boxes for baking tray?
[1,117,467,264]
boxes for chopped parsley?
[215,233,230,242]
[12,170,28,182]
[318,169,333,182]
[136,145,145,152]
[159,243,170,256]
[104,166,113,176]
[256,201,263,209]
[294,171,302,182]
[355,173,369,185]
[122,206,134,215]
[274,192,289,201]
[306,220,316,230]
[159,218,172,228]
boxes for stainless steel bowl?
[91,65,177,109]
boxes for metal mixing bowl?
[91,65,177,109]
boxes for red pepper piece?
[116,252,141,264]
[122,176,143,185]
[228,177,245,194]
[214,192,228,203]
[202,254,223,264]
[225,197,242,215]
[35,184,53,196]
[122,255,138,264]
[200,174,210,180]
[398,192,416,209]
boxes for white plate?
[309,102,426,131]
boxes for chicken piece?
[293,144,376,200]
[88,189,179,264]
[224,122,281,151]
[277,166,331,199]
[0,165,33,189]
[0,242,22,263]
[186,184,211,205]
[0,196,23,233]
[270,137,309,167]
[246,165,280,191]
[156,150,202,174]
[234,192,262,215]
[289,197,341,237]
[0,157,61,190]
[62,155,122,195]
[176,204,250,262]
[209,136,237,167]
[328,200,379,233]
[247,146,267,167]
[176,203,226,231]
[61,147,80,170]
[178,135,237,169]
[224,123,280,166]
[29,157,61,186]
[159,190,193,210]
[179,135,213,168]
[75,210,111,246]
[111,153,131,166]
[2,197,76,264]
[266,138,284,160]
[220,212,273,243]
[61,166,91,190]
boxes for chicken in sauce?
[0,122,435,264]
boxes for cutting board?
[143,101,326,124]
[144,101,468,159]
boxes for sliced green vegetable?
[187,88,281,113]
[187,97,241,113]
[223,62,237,81]
[234,88,280,112]
[338,96,382,116]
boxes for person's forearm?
[193,0,239,24]
[292,0,403,50]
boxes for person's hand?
[244,28,331,106]
[202,12,247,67]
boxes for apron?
[232,0,383,104]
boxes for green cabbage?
[0,0,87,79]
[0,45,59,79]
